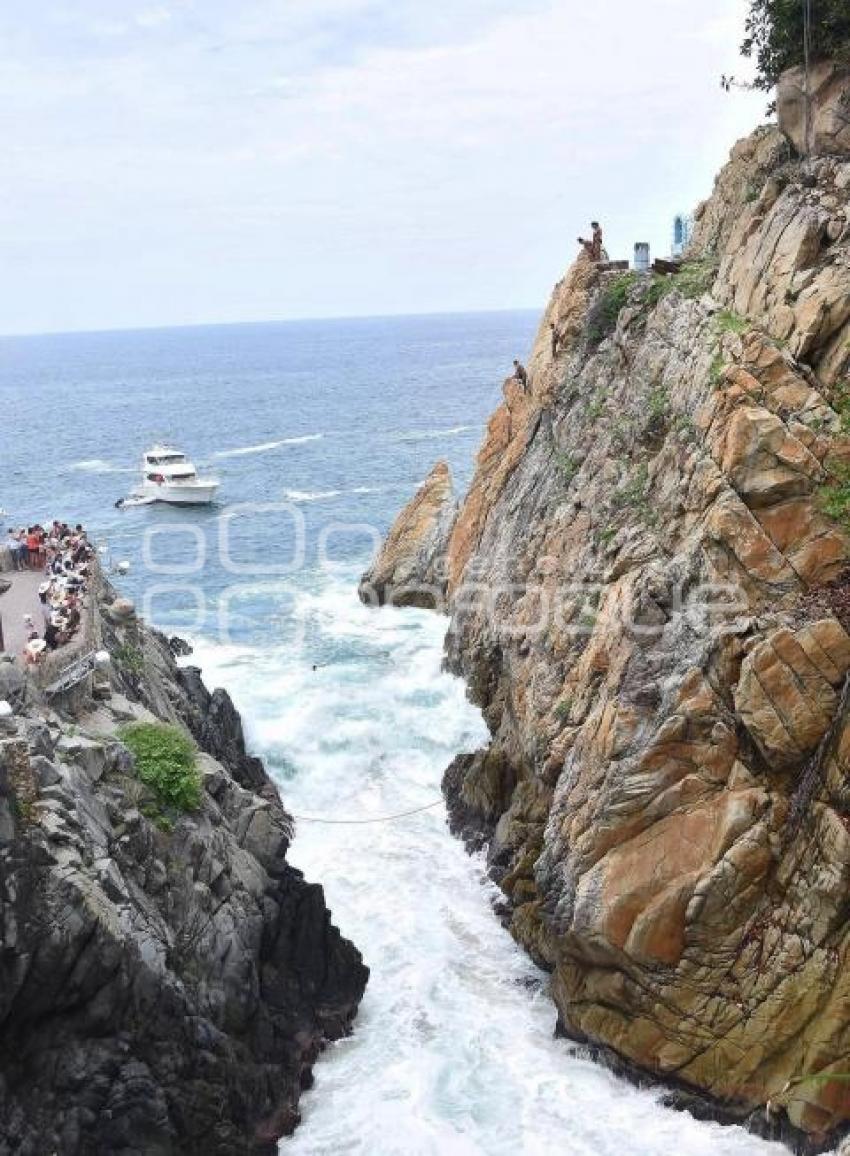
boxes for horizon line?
[0,303,543,342]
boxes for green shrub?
[120,722,201,814]
[709,350,727,387]
[648,388,669,420]
[612,462,650,510]
[556,451,581,484]
[586,273,637,346]
[645,275,670,310]
[115,644,144,676]
[140,803,174,833]
[819,464,850,533]
[639,388,670,443]
[832,381,850,434]
[610,418,633,452]
[611,462,659,526]
[674,413,698,443]
[586,392,606,421]
[714,309,748,335]
[674,259,718,300]
[554,699,572,722]
[13,797,34,825]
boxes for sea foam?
[184,571,785,1156]
[392,425,474,443]
[213,434,324,459]
[69,458,134,474]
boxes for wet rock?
[167,635,193,657]
[175,666,269,795]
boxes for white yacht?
[133,444,220,506]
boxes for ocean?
[0,313,784,1155]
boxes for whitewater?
[190,571,787,1156]
[0,312,798,1155]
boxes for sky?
[0,0,768,336]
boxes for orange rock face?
[371,115,850,1141]
[359,460,456,610]
[446,257,600,594]
[778,59,850,158]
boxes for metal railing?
[43,649,99,697]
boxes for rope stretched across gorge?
[290,798,444,825]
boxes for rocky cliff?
[0,581,367,1154]
[360,459,457,609]
[363,92,850,1147]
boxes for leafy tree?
[739,0,850,94]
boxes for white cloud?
[0,0,767,334]
[136,7,173,30]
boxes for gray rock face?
[0,663,26,711]
[0,582,367,1154]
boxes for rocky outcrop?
[691,130,850,390]
[0,582,367,1154]
[778,60,850,158]
[359,459,457,609]
[371,114,850,1145]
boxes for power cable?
[802,0,813,162]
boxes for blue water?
[0,313,786,1155]
[0,312,528,626]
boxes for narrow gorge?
[362,67,850,1149]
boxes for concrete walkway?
[0,570,46,658]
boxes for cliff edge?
[365,86,850,1147]
[0,577,367,1154]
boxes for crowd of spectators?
[11,522,95,665]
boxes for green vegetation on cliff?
[741,0,850,93]
[120,721,201,814]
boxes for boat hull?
[138,483,219,506]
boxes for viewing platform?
[0,568,46,658]
[0,543,101,701]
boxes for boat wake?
[392,425,474,443]
[282,485,387,503]
[213,434,324,459]
[282,489,343,503]
[69,458,134,474]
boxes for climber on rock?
[512,360,529,390]
[550,322,561,358]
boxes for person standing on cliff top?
[577,222,604,262]
[590,221,603,260]
[512,359,528,390]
